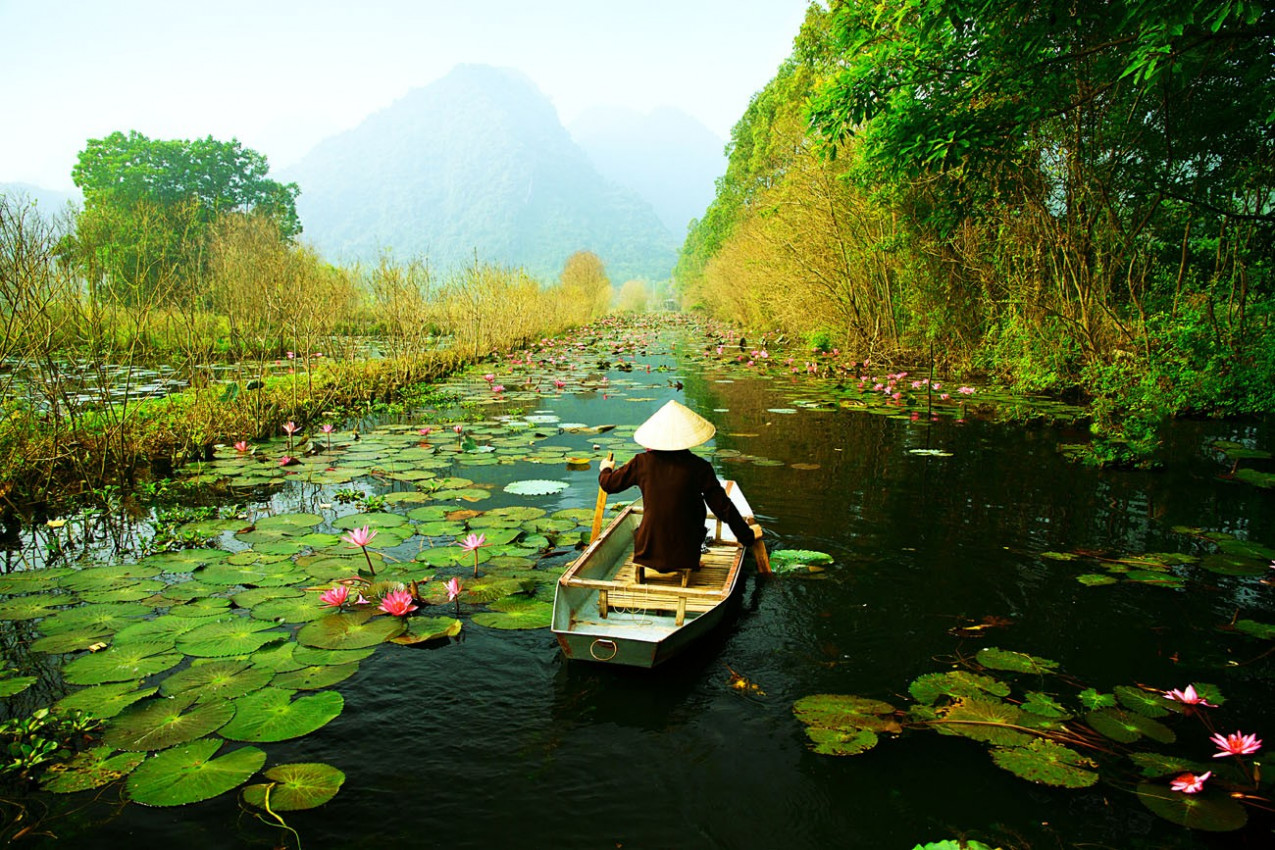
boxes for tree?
[558,250,611,322]
[70,130,300,304]
[616,279,651,313]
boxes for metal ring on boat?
[589,639,618,661]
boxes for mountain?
[0,182,81,214]
[569,106,726,239]
[283,65,677,282]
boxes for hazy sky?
[1,0,812,191]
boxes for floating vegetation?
[769,549,834,575]
[793,648,1267,832]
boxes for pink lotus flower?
[453,425,463,435]
[283,421,298,435]
[1170,771,1211,794]
[554,379,566,389]
[321,424,334,434]
[492,384,505,393]
[279,455,295,467]
[459,532,487,577]
[378,589,418,617]
[957,386,976,395]
[319,585,349,607]
[342,525,378,576]
[446,576,463,602]
[940,393,951,400]
[1164,685,1216,707]
[234,440,250,452]
[342,525,377,548]
[483,373,495,383]
[418,426,433,436]
[1211,730,1262,757]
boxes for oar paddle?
[751,525,772,574]
[590,452,614,543]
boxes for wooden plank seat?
[599,546,739,626]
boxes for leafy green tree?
[558,250,612,321]
[70,130,300,304]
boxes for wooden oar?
[752,532,772,575]
[590,452,614,542]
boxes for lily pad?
[176,618,288,657]
[104,692,235,751]
[63,642,184,685]
[1135,781,1248,831]
[937,698,1032,747]
[1087,708,1176,744]
[297,610,405,649]
[990,739,1099,788]
[272,663,359,690]
[126,738,266,807]
[219,688,344,742]
[242,762,346,811]
[471,597,553,629]
[42,747,146,793]
[503,479,570,496]
[0,594,69,620]
[909,671,1010,705]
[389,616,463,645]
[976,647,1059,675]
[159,660,274,702]
[55,681,158,718]
[769,549,835,572]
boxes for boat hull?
[552,481,753,668]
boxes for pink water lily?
[957,386,976,395]
[1164,684,1216,707]
[234,440,250,452]
[1170,771,1211,794]
[341,525,378,576]
[553,378,566,389]
[458,532,487,577]
[1211,730,1262,757]
[283,421,298,435]
[319,585,349,607]
[342,525,377,548]
[446,576,463,601]
[492,384,505,393]
[378,589,418,617]
[483,373,495,383]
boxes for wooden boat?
[552,480,756,668]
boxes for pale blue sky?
[1,0,813,190]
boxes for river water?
[13,323,1275,849]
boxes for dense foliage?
[70,131,300,305]
[678,1,1275,462]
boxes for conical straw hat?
[633,400,716,451]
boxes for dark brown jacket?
[598,449,754,572]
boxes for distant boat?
[552,481,757,668]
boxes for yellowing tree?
[616,279,650,313]
[558,250,611,322]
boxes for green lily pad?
[291,646,376,666]
[1020,692,1072,720]
[219,688,344,742]
[114,615,212,643]
[470,596,552,629]
[332,512,408,530]
[1233,468,1275,489]
[1079,688,1117,709]
[792,693,899,748]
[232,587,303,608]
[271,663,359,690]
[104,692,235,751]
[0,676,36,697]
[176,618,288,657]
[1200,553,1268,576]
[1087,708,1176,744]
[42,747,146,794]
[990,739,1098,788]
[297,610,405,649]
[909,671,1010,705]
[40,603,155,635]
[253,513,324,534]
[1115,684,1174,718]
[126,738,266,806]
[159,660,274,702]
[1128,752,1211,778]
[242,762,346,811]
[30,629,111,654]
[389,616,463,645]
[770,549,834,571]
[976,647,1059,674]
[0,595,67,621]
[55,681,158,718]
[1234,619,1275,639]
[63,642,184,685]
[248,593,331,623]
[1135,781,1248,831]
[936,698,1032,747]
